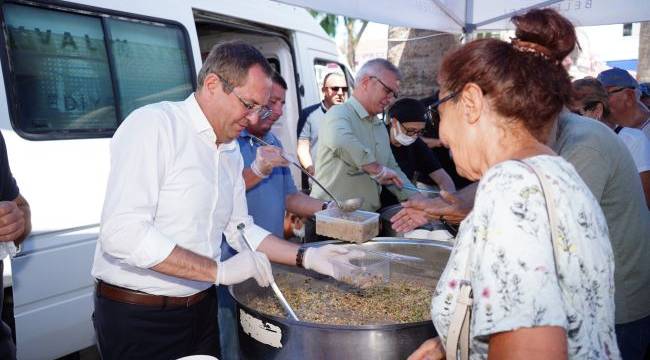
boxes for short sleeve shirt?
[0,131,18,202]
[390,137,441,180]
[298,102,327,165]
[431,156,619,359]
[552,112,650,323]
[238,130,298,238]
[617,127,650,173]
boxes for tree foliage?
[309,11,368,71]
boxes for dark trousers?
[0,261,15,360]
[93,286,220,360]
[616,315,650,360]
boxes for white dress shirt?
[92,94,270,296]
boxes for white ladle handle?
[236,223,300,321]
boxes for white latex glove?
[216,250,274,287]
[251,145,288,178]
[370,165,404,187]
[303,245,365,278]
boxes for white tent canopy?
[272,0,650,33]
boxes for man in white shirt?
[92,41,352,360]
[597,68,650,140]
[570,77,650,207]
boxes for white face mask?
[392,121,417,146]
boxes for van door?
[0,2,195,358]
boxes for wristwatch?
[321,201,332,211]
[296,246,307,268]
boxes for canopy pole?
[462,0,475,43]
[431,0,464,28]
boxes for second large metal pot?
[230,239,452,360]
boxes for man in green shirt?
[312,58,418,211]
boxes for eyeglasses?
[327,86,348,93]
[401,124,425,136]
[571,101,601,116]
[607,86,634,96]
[217,75,273,120]
[370,76,398,99]
[426,91,459,117]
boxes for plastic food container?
[331,249,390,288]
[315,208,379,243]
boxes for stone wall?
[387,27,459,99]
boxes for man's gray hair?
[356,58,401,82]
[197,41,273,90]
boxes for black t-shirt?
[391,137,441,180]
[380,137,441,208]
[418,109,473,189]
[0,132,18,201]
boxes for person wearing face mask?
[380,98,455,208]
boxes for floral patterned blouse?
[431,156,620,359]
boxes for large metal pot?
[379,204,455,237]
[230,239,452,360]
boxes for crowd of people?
[0,5,648,360]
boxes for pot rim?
[229,238,452,329]
[234,296,435,330]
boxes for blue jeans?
[217,239,240,360]
[616,315,650,360]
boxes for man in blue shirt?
[218,72,330,359]
[239,72,328,235]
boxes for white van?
[0,0,352,358]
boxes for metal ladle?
[237,223,300,321]
[250,135,363,212]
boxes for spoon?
[250,134,364,212]
[237,223,300,321]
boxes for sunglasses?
[327,86,348,93]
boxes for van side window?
[1,3,194,139]
[4,4,117,134]
[106,19,193,118]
